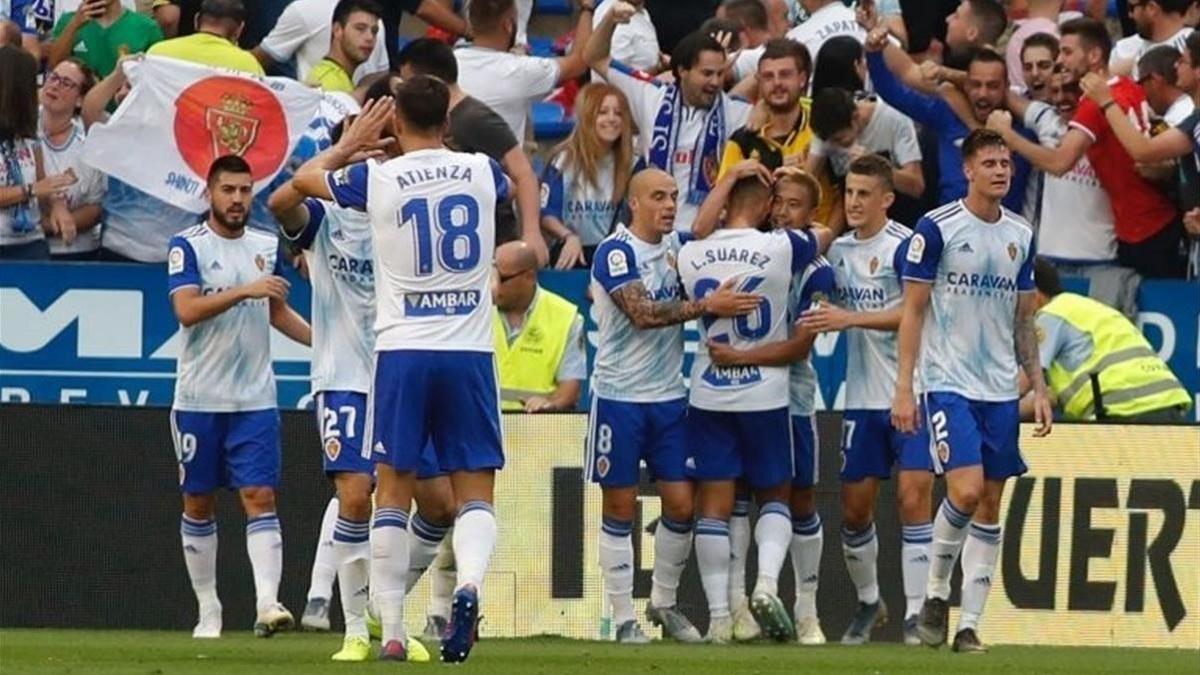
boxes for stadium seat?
[532,101,574,140]
[535,0,574,16]
[527,35,558,58]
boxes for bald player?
[588,168,761,643]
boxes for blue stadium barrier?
[1,263,1196,419]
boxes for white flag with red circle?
[82,56,322,213]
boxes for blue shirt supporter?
[867,51,1032,213]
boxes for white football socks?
[790,512,823,620]
[245,513,283,613]
[728,500,751,610]
[333,516,370,638]
[696,518,732,619]
[753,501,792,597]
[307,497,339,602]
[598,517,635,625]
[927,499,972,600]
[841,522,880,605]
[957,522,1001,633]
[370,507,411,644]
[181,515,219,610]
[650,516,692,608]
[453,501,497,592]
[406,513,451,592]
[901,522,933,619]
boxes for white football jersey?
[904,201,1036,401]
[589,224,688,403]
[678,227,819,412]
[826,220,912,410]
[788,256,836,417]
[328,148,508,353]
[167,224,280,412]
[285,199,375,394]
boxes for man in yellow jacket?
[493,241,586,412]
[1022,258,1193,423]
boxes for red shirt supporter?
[1068,77,1176,244]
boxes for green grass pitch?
[1,630,1197,674]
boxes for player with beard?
[167,155,312,640]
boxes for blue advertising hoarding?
[2,262,1197,419]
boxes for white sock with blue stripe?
[333,516,370,638]
[599,517,635,625]
[841,522,880,604]
[181,515,219,610]
[696,518,732,618]
[790,512,823,620]
[928,499,972,600]
[728,500,751,610]
[307,497,339,602]
[246,513,283,613]
[753,501,792,597]
[901,522,933,619]
[406,513,452,592]
[957,522,1001,633]
[453,501,496,593]
[371,507,411,644]
[650,516,692,608]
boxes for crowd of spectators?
[2,0,1199,294]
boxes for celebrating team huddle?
[163,71,1051,663]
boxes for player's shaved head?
[629,168,674,200]
[628,169,678,236]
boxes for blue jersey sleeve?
[489,157,511,203]
[893,237,911,284]
[797,263,837,315]
[901,217,944,282]
[591,238,641,294]
[1017,236,1036,292]
[167,236,200,294]
[281,198,326,250]
[786,229,818,274]
[867,51,948,128]
[327,162,369,211]
[540,162,565,221]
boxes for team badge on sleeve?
[907,234,925,263]
[169,246,185,274]
[607,248,629,277]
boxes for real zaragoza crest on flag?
[82,56,322,214]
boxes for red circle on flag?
[173,76,289,182]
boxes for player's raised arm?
[692,159,772,239]
[292,96,395,203]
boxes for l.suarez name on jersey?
[945,271,1018,294]
[687,247,772,271]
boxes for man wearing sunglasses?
[492,240,586,413]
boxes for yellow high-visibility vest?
[1040,293,1191,420]
[492,289,578,411]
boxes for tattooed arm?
[1016,292,1053,437]
[609,278,761,329]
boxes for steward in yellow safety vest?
[1023,259,1192,423]
[492,241,586,413]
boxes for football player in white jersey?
[167,156,311,640]
[268,114,446,663]
[893,129,1053,653]
[293,76,510,663]
[706,166,835,646]
[678,166,832,643]
[801,154,933,646]
[588,168,760,644]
